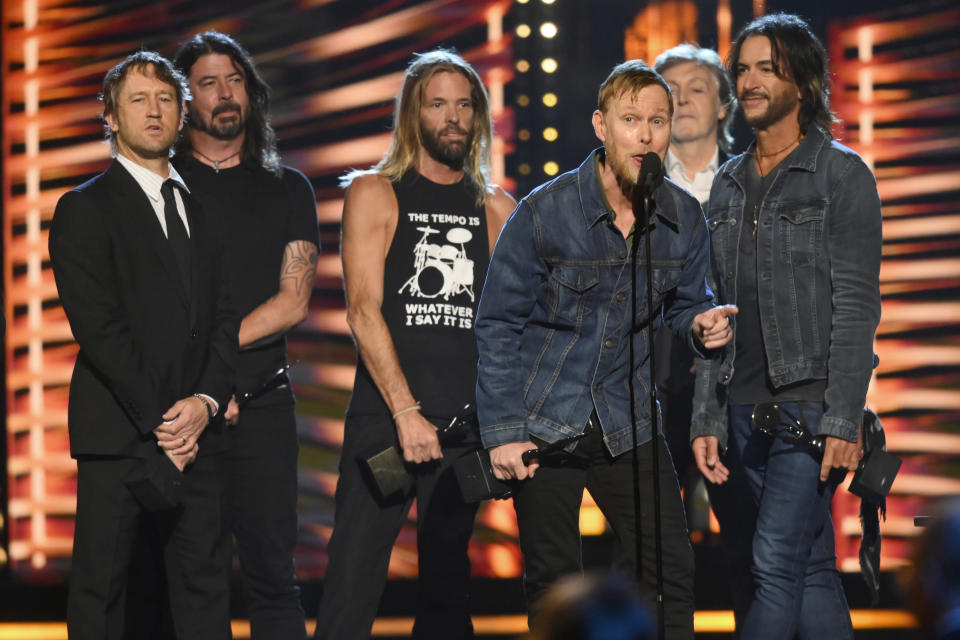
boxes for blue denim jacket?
[476,149,715,456]
[691,126,882,449]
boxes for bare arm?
[484,185,517,254]
[342,174,441,463]
[238,239,319,350]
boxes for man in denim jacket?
[476,60,736,638]
[691,14,882,639]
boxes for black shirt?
[728,149,826,404]
[347,170,489,421]
[175,156,320,404]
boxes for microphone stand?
[629,174,665,640]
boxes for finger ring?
[181,436,186,445]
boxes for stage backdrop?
[3,0,959,585]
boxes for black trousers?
[315,412,480,640]
[68,454,231,640]
[512,425,695,640]
[225,398,306,639]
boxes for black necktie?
[160,179,191,292]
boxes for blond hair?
[341,49,493,205]
[597,59,674,120]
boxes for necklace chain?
[193,149,240,173]
[751,133,802,178]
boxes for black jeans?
[512,423,695,640]
[315,412,480,640]
[225,396,306,639]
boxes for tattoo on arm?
[280,240,319,297]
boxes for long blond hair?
[342,49,493,205]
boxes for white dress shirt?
[665,147,719,206]
[115,153,191,237]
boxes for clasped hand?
[154,395,210,470]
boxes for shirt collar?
[115,153,190,204]
[665,147,720,177]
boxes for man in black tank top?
[314,50,515,640]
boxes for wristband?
[392,402,421,420]
[193,394,215,422]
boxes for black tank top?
[347,170,490,420]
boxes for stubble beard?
[742,90,799,132]
[116,116,175,160]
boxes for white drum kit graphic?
[399,226,475,301]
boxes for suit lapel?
[104,161,190,309]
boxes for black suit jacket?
[50,160,238,458]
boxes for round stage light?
[544,161,559,175]
[541,58,558,73]
[540,22,557,38]
[543,127,558,142]
[542,92,558,107]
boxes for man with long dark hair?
[314,49,515,639]
[172,31,320,640]
[691,13,882,638]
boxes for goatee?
[190,101,245,140]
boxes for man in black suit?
[49,51,237,640]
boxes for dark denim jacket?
[692,127,882,449]
[476,149,715,456]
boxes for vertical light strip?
[857,28,874,171]
[716,0,732,62]
[487,5,506,184]
[24,0,48,570]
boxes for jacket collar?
[721,125,830,183]
[577,147,680,230]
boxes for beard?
[421,122,472,170]
[190,101,246,140]
[741,88,799,131]
[604,148,639,200]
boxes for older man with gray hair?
[654,43,736,205]
[653,43,753,631]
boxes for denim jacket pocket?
[550,264,600,323]
[776,202,825,263]
[652,265,682,294]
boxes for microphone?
[632,151,663,229]
[638,151,663,196]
